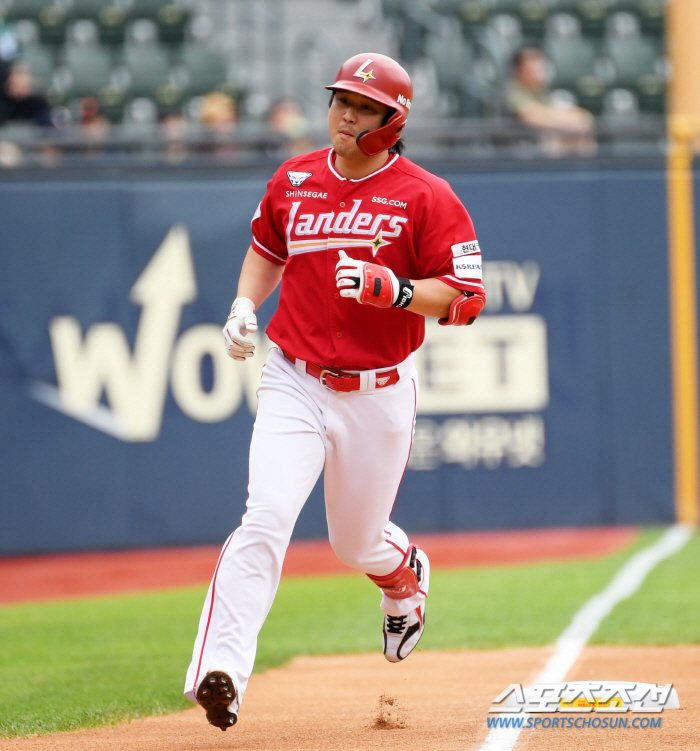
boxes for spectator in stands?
[160,112,189,164]
[268,98,313,156]
[198,91,237,159]
[200,91,237,136]
[505,47,596,156]
[79,96,110,140]
[0,59,52,127]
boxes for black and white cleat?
[196,671,238,731]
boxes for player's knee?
[328,535,374,571]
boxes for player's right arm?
[223,246,284,361]
[225,166,290,360]
[237,246,285,309]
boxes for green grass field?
[0,527,697,738]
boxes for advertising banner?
[0,167,675,553]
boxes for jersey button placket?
[330,182,352,356]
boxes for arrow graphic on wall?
[30,225,197,441]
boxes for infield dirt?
[0,645,697,751]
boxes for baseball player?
[184,52,485,731]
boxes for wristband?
[393,277,414,308]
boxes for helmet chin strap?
[355,111,406,156]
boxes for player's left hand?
[335,250,399,308]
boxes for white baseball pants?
[184,346,423,708]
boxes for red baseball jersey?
[251,148,483,370]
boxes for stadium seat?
[607,37,660,86]
[63,21,113,98]
[482,13,523,75]
[431,0,464,15]
[424,23,474,92]
[576,0,607,38]
[97,4,128,45]
[574,72,605,115]
[63,46,112,98]
[176,43,227,96]
[612,0,665,35]
[96,81,126,121]
[603,86,639,119]
[636,71,665,113]
[380,0,405,19]
[400,14,427,62]
[489,0,520,13]
[122,43,170,96]
[38,3,69,46]
[3,0,48,20]
[517,0,548,40]
[123,95,158,123]
[457,88,487,117]
[120,18,170,96]
[638,0,665,36]
[488,0,545,38]
[604,12,660,87]
[460,55,498,116]
[546,38,598,88]
[156,3,188,45]
[126,0,168,19]
[125,16,158,44]
[67,0,112,20]
[545,13,598,88]
[11,17,40,44]
[67,17,100,45]
[20,43,55,91]
[457,0,489,33]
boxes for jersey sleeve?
[250,176,288,266]
[416,181,484,296]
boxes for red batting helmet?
[326,53,413,157]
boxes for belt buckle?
[319,368,340,390]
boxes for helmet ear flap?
[355,111,406,156]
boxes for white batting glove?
[222,297,257,360]
[335,250,365,299]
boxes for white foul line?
[480,524,693,751]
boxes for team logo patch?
[353,59,375,83]
[287,171,313,187]
[451,240,481,258]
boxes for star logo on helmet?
[370,230,390,256]
[353,59,375,83]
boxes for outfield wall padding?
[0,165,682,554]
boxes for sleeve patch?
[251,202,262,223]
[453,256,482,280]
[451,240,481,258]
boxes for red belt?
[282,350,400,393]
